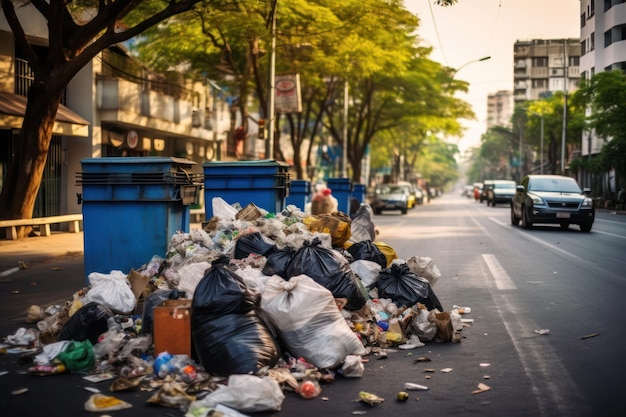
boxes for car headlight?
[581,197,593,208]
[529,193,545,206]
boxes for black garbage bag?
[377,262,443,311]
[191,255,280,375]
[261,246,296,279]
[58,302,113,345]
[285,237,367,311]
[347,240,387,268]
[233,231,276,260]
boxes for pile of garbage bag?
[3,199,469,415]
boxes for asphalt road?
[1,193,624,417]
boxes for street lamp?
[529,111,544,174]
[453,56,491,78]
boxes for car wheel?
[510,206,520,226]
[559,222,570,230]
[401,207,408,215]
[580,222,593,233]
[374,209,382,215]
[521,205,533,229]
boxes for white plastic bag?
[261,275,366,369]
[85,271,136,314]
[350,259,381,288]
[186,374,284,414]
[406,256,441,287]
[212,197,239,220]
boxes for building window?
[605,30,612,47]
[532,57,548,67]
[590,0,595,17]
[581,13,586,28]
[590,32,595,50]
[569,56,580,67]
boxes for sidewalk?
[0,223,204,276]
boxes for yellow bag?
[373,241,397,267]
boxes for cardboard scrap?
[471,383,491,395]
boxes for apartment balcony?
[531,67,548,78]
[96,77,214,141]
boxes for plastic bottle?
[153,351,173,377]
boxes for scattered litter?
[483,375,490,379]
[404,382,429,391]
[84,387,101,393]
[440,368,453,373]
[534,329,550,335]
[581,333,600,340]
[0,371,8,377]
[352,412,367,415]
[413,356,431,363]
[423,369,435,373]
[479,363,490,367]
[358,391,385,406]
[461,318,474,324]
[453,305,472,314]
[471,383,491,395]
[11,387,28,395]
[84,393,132,412]
[397,391,409,401]
[83,372,116,383]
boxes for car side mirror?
[583,187,591,195]
[516,185,524,193]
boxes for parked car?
[487,180,517,206]
[371,184,411,215]
[511,175,595,232]
[397,181,417,209]
[480,180,494,203]
[414,185,425,205]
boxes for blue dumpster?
[285,179,311,211]
[203,160,290,219]
[78,157,202,282]
[352,183,367,204]
[327,178,353,214]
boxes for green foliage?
[573,70,626,183]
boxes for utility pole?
[561,39,568,174]
[342,80,348,178]
[266,0,277,160]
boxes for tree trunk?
[0,85,60,238]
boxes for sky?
[404,0,581,155]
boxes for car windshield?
[529,177,581,193]
[377,185,404,194]
[494,181,516,189]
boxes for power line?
[427,0,448,66]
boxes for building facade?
[486,90,513,128]
[1,9,231,221]
[577,0,626,197]
[513,38,581,104]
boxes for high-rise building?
[513,38,581,104]
[486,90,513,128]
[579,0,626,157]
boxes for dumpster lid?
[81,157,196,166]
[202,159,289,168]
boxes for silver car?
[371,184,410,215]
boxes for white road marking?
[481,253,517,290]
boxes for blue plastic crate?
[327,178,353,214]
[285,180,311,210]
[203,160,290,218]
[79,157,198,283]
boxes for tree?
[572,70,626,186]
[0,0,204,236]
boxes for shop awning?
[0,91,89,137]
